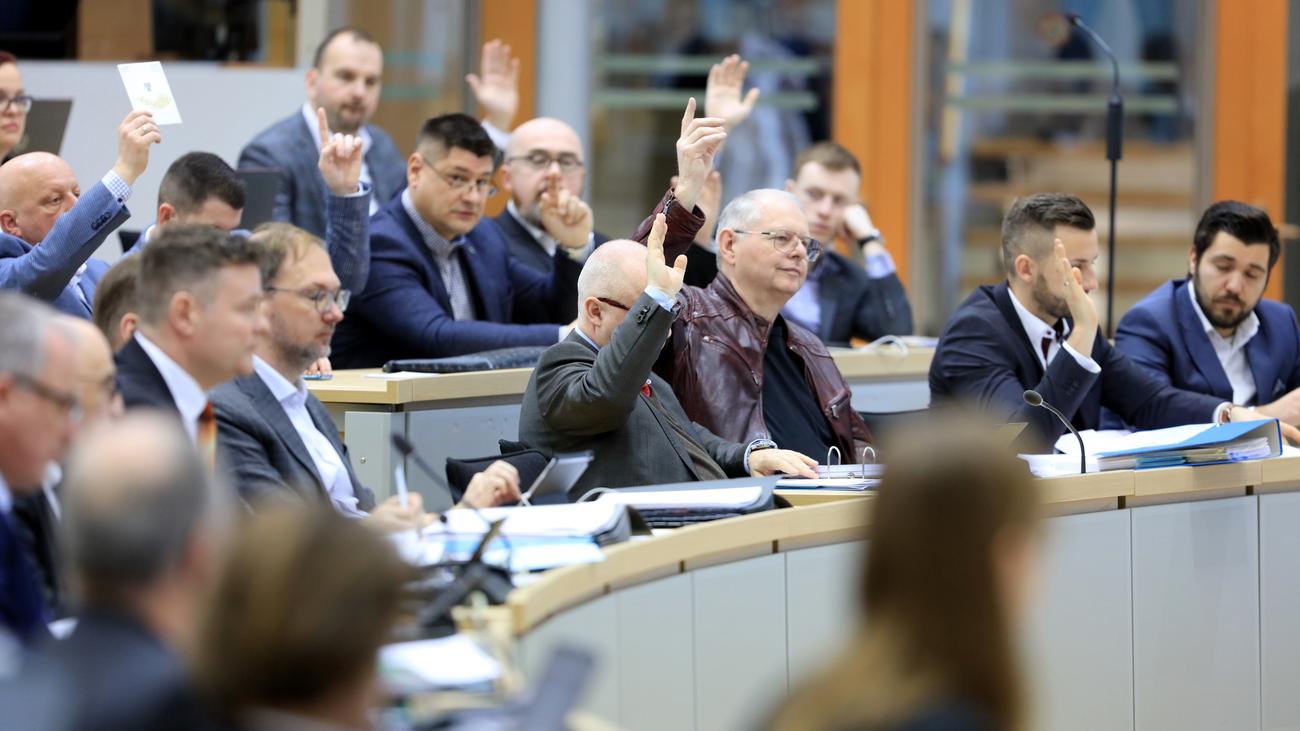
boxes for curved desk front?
[460,457,1300,731]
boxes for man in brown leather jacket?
[631,103,873,463]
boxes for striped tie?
[197,401,217,472]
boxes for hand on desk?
[749,449,819,479]
[459,460,522,509]
[1253,389,1300,428]
[305,356,332,378]
[366,492,432,533]
[1230,405,1300,445]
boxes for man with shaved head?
[0,110,158,317]
[519,215,817,497]
[494,117,610,272]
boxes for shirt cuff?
[1060,342,1102,374]
[643,286,676,312]
[331,180,371,199]
[482,120,511,151]
[863,248,897,279]
[100,170,132,203]
[1214,402,1238,425]
[560,235,596,263]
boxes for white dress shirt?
[252,356,365,518]
[300,103,378,215]
[1006,288,1101,374]
[1188,280,1260,405]
[0,471,11,516]
[505,199,596,260]
[133,332,208,443]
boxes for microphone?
[1023,390,1087,474]
[391,432,450,492]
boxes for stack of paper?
[439,501,632,545]
[380,634,501,693]
[1021,419,1283,474]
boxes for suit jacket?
[0,507,50,647]
[813,250,913,346]
[928,281,1223,448]
[238,109,406,239]
[114,336,180,415]
[1115,278,1300,409]
[492,208,611,273]
[212,372,376,511]
[331,197,582,368]
[0,180,127,318]
[519,291,747,496]
[11,490,62,619]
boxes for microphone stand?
[1071,15,1123,338]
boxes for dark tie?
[643,388,728,481]
[1041,320,1067,362]
[197,401,217,472]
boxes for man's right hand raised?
[1055,240,1098,356]
[645,212,687,300]
[673,97,727,213]
[111,110,161,186]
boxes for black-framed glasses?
[266,287,351,314]
[506,150,584,173]
[733,229,822,262]
[596,297,630,311]
[419,153,497,197]
[11,372,83,423]
[0,95,33,114]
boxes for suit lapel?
[814,258,841,343]
[1174,283,1235,399]
[393,203,456,314]
[1244,318,1279,405]
[460,234,503,321]
[991,282,1046,377]
[236,375,327,500]
[304,394,371,510]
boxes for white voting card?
[117,62,182,125]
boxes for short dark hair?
[250,222,323,285]
[1193,200,1280,269]
[792,141,862,178]
[157,152,245,215]
[1000,193,1096,274]
[0,51,16,66]
[92,256,142,351]
[136,225,264,326]
[312,27,378,69]
[417,113,500,167]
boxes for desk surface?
[309,348,934,406]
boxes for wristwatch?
[744,439,779,473]
[856,229,884,247]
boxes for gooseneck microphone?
[1023,389,1087,474]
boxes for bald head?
[57,315,119,424]
[576,240,649,346]
[0,152,80,244]
[502,117,586,225]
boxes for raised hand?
[466,39,520,132]
[539,172,594,249]
[645,213,688,299]
[112,110,161,186]
[674,97,727,212]
[705,54,760,132]
[316,107,363,196]
[1055,240,1098,356]
[305,356,332,378]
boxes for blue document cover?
[1096,418,1282,469]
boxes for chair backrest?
[444,440,551,504]
[856,408,930,446]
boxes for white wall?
[19,61,305,260]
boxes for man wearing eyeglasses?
[331,113,596,367]
[0,51,29,163]
[494,117,610,273]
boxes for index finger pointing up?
[316,107,330,146]
[680,97,696,136]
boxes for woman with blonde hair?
[768,421,1042,731]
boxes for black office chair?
[856,408,930,444]
[444,439,552,505]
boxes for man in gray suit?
[212,223,521,528]
[519,215,818,496]
[238,27,406,238]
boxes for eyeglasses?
[419,154,497,197]
[732,229,822,262]
[0,95,32,114]
[506,150,584,173]
[596,297,630,311]
[266,287,351,314]
[11,372,83,423]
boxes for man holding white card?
[0,110,158,318]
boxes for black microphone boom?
[1023,389,1087,474]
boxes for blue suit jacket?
[0,181,128,318]
[331,197,582,368]
[1114,278,1300,415]
[929,281,1223,448]
[492,208,611,274]
[238,109,406,239]
[813,250,914,346]
[0,507,51,647]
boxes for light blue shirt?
[133,332,209,442]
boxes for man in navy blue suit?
[332,113,598,367]
[928,193,1296,449]
[0,110,158,319]
[0,293,79,647]
[1115,201,1300,427]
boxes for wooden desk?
[457,456,1300,731]
[308,349,935,510]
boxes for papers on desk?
[380,634,501,693]
[594,485,764,509]
[775,477,878,491]
[588,477,779,528]
[444,502,632,544]
[1022,419,1282,475]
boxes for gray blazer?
[519,291,747,496]
[238,109,406,240]
[212,371,376,511]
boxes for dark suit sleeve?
[931,311,1100,443]
[1113,304,1175,388]
[1099,341,1222,429]
[631,185,706,261]
[323,186,372,295]
[356,232,561,357]
[213,400,300,506]
[686,419,747,475]
[535,293,672,436]
[238,141,294,224]
[853,272,914,340]
[0,182,128,301]
[505,246,582,324]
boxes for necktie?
[642,388,727,481]
[1041,320,1066,362]
[197,401,217,472]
